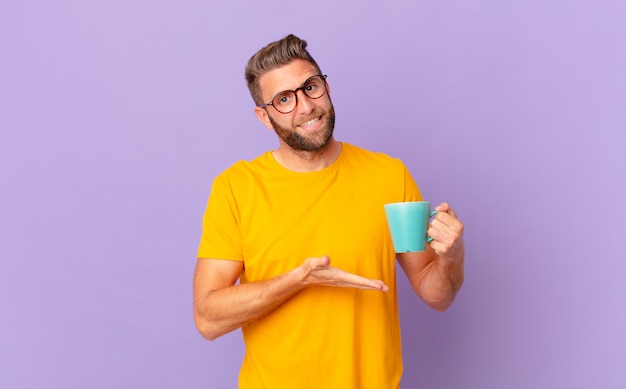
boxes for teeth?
[300,117,320,127]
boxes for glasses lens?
[303,76,326,99]
[272,91,297,114]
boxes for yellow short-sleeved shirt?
[198,143,422,389]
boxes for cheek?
[268,114,294,132]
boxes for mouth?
[297,115,323,129]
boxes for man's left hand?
[427,202,464,262]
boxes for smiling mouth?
[298,116,322,128]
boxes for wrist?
[290,264,310,287]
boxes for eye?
[274,92,294,107]
[304,81,319,93]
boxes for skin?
[193,59,464,341]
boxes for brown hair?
[245,34,322,105]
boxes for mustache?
[295,109,325,126]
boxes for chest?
[236,171,396,280]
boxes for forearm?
[419,253,464,311]
[194,255,387,340]
[194,266,307,340]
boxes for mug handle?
[426,210,438,243]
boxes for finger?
[428,239,451,258]
[445,205,457,218]
[434,202,449,212]
[430,215,454,232]
[362,280,389,291]
[335,271,388,291]
[434,202,458,219]
[428,219,464,258]
[427,225,448,246]
[363,279,388,292]
[432,210,463,231]
[318,255,331,267]
[431,218,463,240]
[429,218,462,244]
[316,267,389,291]
[304,255,331,270]
[429,235,464,261]
[335,281,389,291]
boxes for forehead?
[258,59,320,100]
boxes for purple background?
[1,1,625,388]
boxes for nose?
[294,89,315,114]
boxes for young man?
[194,34,464,389]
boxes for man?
[193,34,464,388]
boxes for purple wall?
[2,1,625,388]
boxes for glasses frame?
[257,75,328,114]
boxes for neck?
[272,139,341,172]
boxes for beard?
[269,103,336,152]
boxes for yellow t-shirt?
[198,143,422,389]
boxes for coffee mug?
[384,201,438,252]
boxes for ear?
[254,106,274,131]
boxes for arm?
[396,202,465,311]
[193,255,388,341]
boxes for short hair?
[245,34,322,105]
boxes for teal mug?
[384,201,438,252]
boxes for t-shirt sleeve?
[403,164,423,202]
[197,172,244,260]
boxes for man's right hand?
[300,255,389,291]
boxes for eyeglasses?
[257,75,328,114]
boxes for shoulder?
[339,143,419,200]
[341,143,406,170]
[216,152,273,178]
[211,152,275,189]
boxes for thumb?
[305,255,331,270]
[435,202,450,212]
